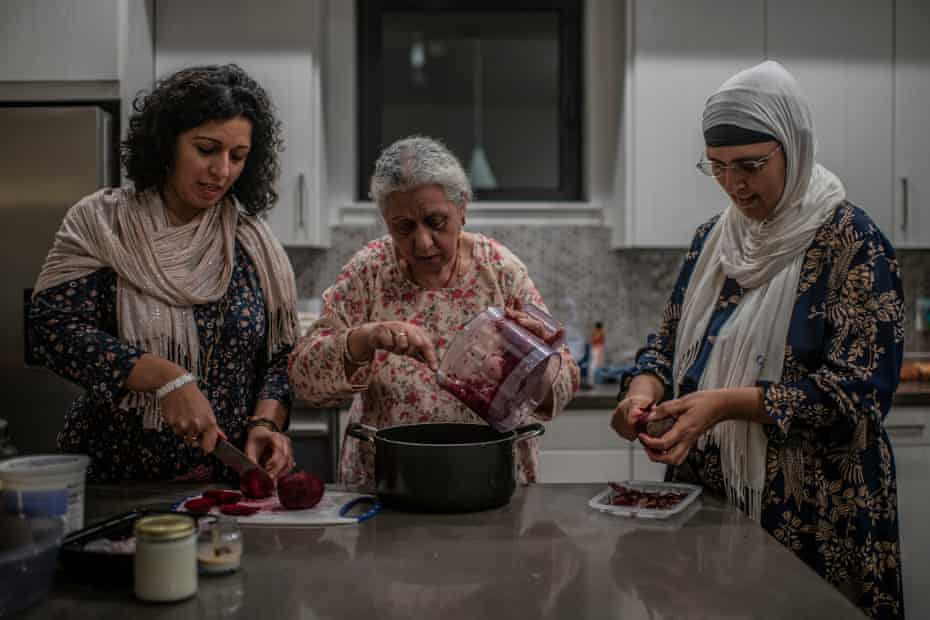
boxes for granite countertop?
[23,483,864,619]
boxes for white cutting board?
[177,490,379,526]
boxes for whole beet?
[646,416,675,438]
[240,468,274,499]
[277,470,325,510]
[634,410,675,438]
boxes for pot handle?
[346,423,378,445]
[512,422,545,443]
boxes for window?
[357,0,582,201]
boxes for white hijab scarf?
[672,61,846,521]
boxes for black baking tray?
[59,510,204,585]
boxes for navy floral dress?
[622,203,905,619]
[28,241,292,483]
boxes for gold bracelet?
[344,329,372,367]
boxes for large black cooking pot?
[346,422,544,513]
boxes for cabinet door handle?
[901,177,909,233]
[886,424,925,438]
[298,172,307,230]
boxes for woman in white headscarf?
[611,61,904,618]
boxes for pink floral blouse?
[289,233,580,486]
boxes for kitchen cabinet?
[886,406,930,620]
[615,0,765,248]
[893,0,930,248]
[614,0,927,248]
[539,407,666,483]
[0,0,154,138]
[155,0,329,247]
[766,0,894,237]
[0,0,122,82]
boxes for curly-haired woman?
[28,64,300,483]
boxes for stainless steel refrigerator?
[0,106,115,455]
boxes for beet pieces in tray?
[608,482,687,510]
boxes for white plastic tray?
[588,480,702,520]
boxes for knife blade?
[213,440,273,486]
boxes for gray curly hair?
[369,136,473,211]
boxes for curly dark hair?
[121,64,284,216]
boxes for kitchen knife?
[213,440,274,486]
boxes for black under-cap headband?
[704,124,777,147]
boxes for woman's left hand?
[245,425,294,479]
[504,304,554,343]
[638,390,728,465]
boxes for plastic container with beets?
[437,304,563,432]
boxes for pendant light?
[468,37,497,190]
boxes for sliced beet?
[277,470,325,510]
[219,503,261,516]
[202,489,243,505]
[184,497,216,514]
[240,468,275,499]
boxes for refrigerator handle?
[98,108,115,188]
[901,177,909,233]
[298,173,307,230]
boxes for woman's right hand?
[610,394,655,441]
[159,382,225,453]
[347,321,439,371]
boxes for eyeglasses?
[695,144,781,178]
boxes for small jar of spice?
[197,516,242,575]
[134,514,198,602]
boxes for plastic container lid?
[0,454,89,484]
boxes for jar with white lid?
[134,514,198,602]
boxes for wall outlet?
[916,298,930,332]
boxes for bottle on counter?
[134,514,198,603]
[590,321,605,383]
[0,418,17,460]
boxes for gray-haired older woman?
[289,136,579,486]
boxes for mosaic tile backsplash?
[287,225,930,366]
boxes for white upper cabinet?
[616,0,765,248]
[0,0,122,81]
[894,0,930,248]
[766,0,894,238]
[615,0,924,249]
[156,0,329,247]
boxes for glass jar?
[196,516,242,576]
[133,514,198,602]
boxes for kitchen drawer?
[885,407,930,447]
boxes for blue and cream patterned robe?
[622,203,904,619]
[27,241,292,483]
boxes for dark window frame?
[357,0,583,202]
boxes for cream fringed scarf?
[33,187,299,430]
[672,62,846,522]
